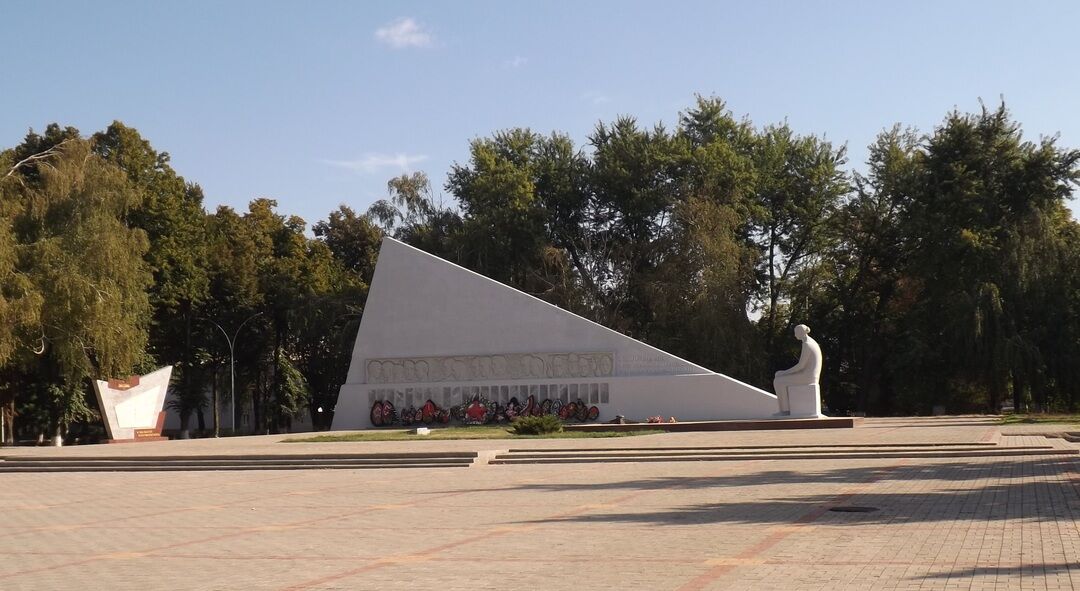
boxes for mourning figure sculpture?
[773,324,823,416]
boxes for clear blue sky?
[3,1,1078,224]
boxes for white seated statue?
[773,324,824,417]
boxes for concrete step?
[0,452,480,472]
[2,452,480,462]
[491,447,1077,465]
[1,457,470,466]
[0,462,472,473]
[500,446,1058,460]
[505,442,998,453]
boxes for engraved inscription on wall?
[365,352,614,384]
[370,382,611,410]
[616,351,701,376]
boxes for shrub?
[510,414,563,435]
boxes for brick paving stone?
[1,417,1078,590]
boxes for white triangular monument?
[93,366,172,442]
[332,238,778,429]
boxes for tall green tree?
[752,124,849,368]
[309,205,380,427]
[0,128,152,441]
[798,127,919,413]
[203,205,267,433]
[92,121,211,431]
[807,106,1080,414]
[902,104,1080,411]
[313,205,382,284]
[446,131,588,312]
[215,199,345,433]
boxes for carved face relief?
[577,355,594,377]
[567,354,581,377]
[526,355,545,378]
[452,358,468,381]
[491,355,508,379]
[367,361,384,384]
[598,355,614,376]
[437,359,453,381]
[552,355,568,378]
[476,356,493,379]
[414,360,429,382]
[388,361,404,383]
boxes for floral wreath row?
[370,395,600,427]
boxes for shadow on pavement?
[917,563,1077,579]
[471,458,1080,527]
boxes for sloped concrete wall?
[332,238,776,429]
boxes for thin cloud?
[324,153,429,175]
[582,91,611,105]
[374,17,433,49]
[503,56,528,69]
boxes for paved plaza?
[2,417,1079,590]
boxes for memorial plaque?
[107,376,140,391]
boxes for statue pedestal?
[788,384,822,418]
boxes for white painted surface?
[93,366,172,440]
[772,324,825,417]
[115,385,163,428]
[332,238,778,429]
[600,375,777,421]
[788,384,823,418]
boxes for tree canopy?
[2,98,1078,442]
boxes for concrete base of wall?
[104,436,170,443]
[564,417,861,433]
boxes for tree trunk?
[272,314,288,435]
[766,224,779,364]
[2,401,11,445]
[183,305,194,422]
[179,412,192,439]
[1011,373,1023,414]
[273,343,282,435]
[212,365,220,437]
[252,364,264,436]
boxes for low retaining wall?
[564,417,861,433]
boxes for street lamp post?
[205,312,263,435]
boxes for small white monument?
[773,325,824,418]
[92,366,172,442]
